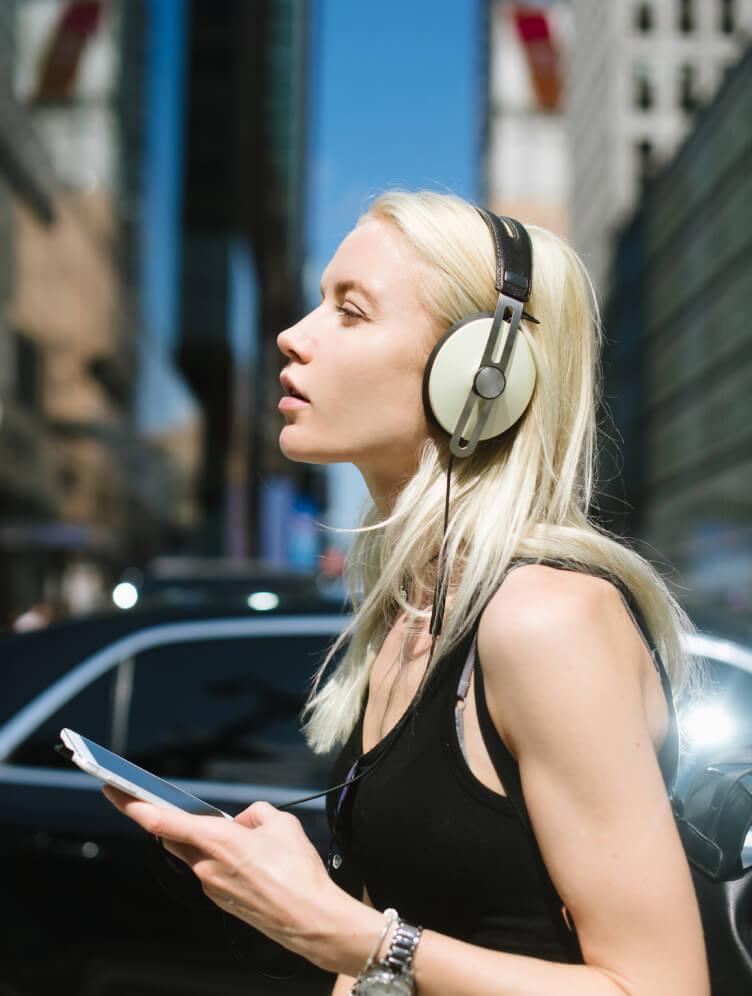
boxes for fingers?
[102,784,142,809]
[162,837,204,866]
[234,800,278,828]
[102,786,226,851]
[234,800,301,832]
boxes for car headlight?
[680,702,736,749]
[247,591,280,611]
[112,581,139,610]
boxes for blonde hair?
[303,189,697,754]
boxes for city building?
[175,0,311,561]
[0,0,200,626]
[600,43,752,612]
[485,1,572,237]
[567,0,752,296]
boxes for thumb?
[234,800,278,829]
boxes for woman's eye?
[336,306,362,323]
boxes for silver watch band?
[383,919,423,977]
[351,916,424,994]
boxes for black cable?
[277,759,376,811]
[429,452,454,637]
[280,454,455,814]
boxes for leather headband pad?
[476,208,533,303]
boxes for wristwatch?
[352,919,423,995]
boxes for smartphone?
[58,728,232,819]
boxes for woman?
[104,190,709,995]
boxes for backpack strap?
[676,758,752,880]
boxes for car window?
[124,634,336,790]
[9,671,117,767]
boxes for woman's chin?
[278,426,332,465]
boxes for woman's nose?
[277,318,313,363]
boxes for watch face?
[353,968,413,995]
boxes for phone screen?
[70,733,229,818]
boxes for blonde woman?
[105,191,709,995]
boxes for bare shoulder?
[478,562,628,650]
[476,563,646,754]
[476,566,706,993]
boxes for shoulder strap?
[606,580,680,792]
[461,562,680,962]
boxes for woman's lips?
[279,395,310,411]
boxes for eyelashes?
[336,306,362,324]
[317,293,365,325]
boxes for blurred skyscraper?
[0,0,201,624]
[600,43,752,614]
[485,1,572,237]
[0,0,315,626]
[174,0,310,561]
[567,0,752,296]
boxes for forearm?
[410,930,633,996]
[322,902,644,996]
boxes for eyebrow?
[319,278,379,310]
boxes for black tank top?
[326,567,679,962]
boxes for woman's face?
[276,218,440,499]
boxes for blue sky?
[305,0,483,305]
[304,0,483,533]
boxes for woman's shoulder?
[478,561,624,648]
[475,563,646,745]
[478,563,644,692]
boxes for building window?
[636,139,655,192]
[719,0,736,34]
[633,62,655,110]
[635,2,654,32]
[678,63,699,112]
[12,330,42,409]
[59,465,80,496]
[678,0,695,33]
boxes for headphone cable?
[279,452,455,814]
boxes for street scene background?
[1,2,752,993]
[1,0,750,629]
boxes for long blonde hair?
[303,190,697,754]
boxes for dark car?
[3,594,750,995]
[112,557,347,615]
[0,599,347,995]
[678,625,752,790]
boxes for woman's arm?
[331,974,356,995]
[331,887,374,995]
[452,564,709,996]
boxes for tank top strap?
[470,633,582,961]
[470,635,527,829]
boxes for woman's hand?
[102,786,368,972]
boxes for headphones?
[422,208,539,459]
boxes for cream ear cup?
[423,312,537,442]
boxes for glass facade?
[0,1,200,628]
[601,44,752,613]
